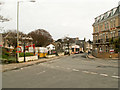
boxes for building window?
[104,22,107,30]
[106,46,109,52]
[99,46,102,52]
[113,31,115,37]
[110,20,113,28]
[95,26,98,32]
[111,10,114,16]
[110,32,113,38]
[103,33,105,39]
[106,21,109,29]
[101,24,103,31]
[106,32,108,39]
[97,26,98,32]
[113,19,116,28]
[118,30,120,36]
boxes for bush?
[7,57,16,63]
[2,47,16,63]
[2,55,16,64]
[19,52,34,57]
[2,55,8,59]
[5,52,10,56]
[25,53,34,56]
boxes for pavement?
[87,54,119,60]
[87,54,96,59]
[2,53,65,72]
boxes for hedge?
[19,52,34,57]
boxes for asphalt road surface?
[2,54,119,88]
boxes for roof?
[93,6,119,25]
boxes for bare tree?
[28,29,53,47]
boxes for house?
[2,31,33,50]
[55,37,87,54]
[46,44,55,54]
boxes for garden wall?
[92,52,118,58]
[18,56,38,62]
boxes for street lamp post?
[23,41,26,62]
[16,0,36,63]
[16,1,20,63]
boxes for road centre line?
[111,76,120,79]
[37,71,46,75]
[72,69,79,72]
[82,71,90,73]
[90,72,98,75]
[100,74,108,77]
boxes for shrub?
[25,53,34,56]
[19,52,34,57]
[2,55,8,59]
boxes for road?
[2,54,119,88]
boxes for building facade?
[92,5,120,58]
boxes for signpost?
[110,49,114,53]
[109,49,114,58]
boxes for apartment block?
[92,4,120,58]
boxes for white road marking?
[90,72,98,75]
[37,71,46,75]
[82,71,90,73]
[100,74,108,77]
[72,69,79,72]
[111,76,120,79]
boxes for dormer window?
[107,11,111,17]
[100,15,104,21]
[113,8,117,15]
[111,10,114,16]
[104,13,108,19]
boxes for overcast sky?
[0,0,119,40]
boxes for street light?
[17,0,36,63]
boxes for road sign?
[110,49,114,52]
[16,46,22,53]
